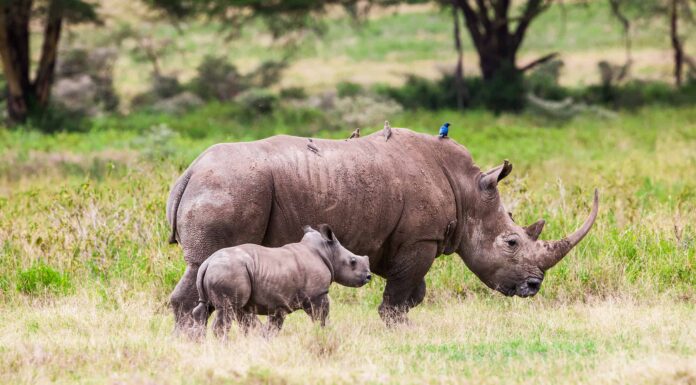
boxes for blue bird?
[438,122,450,138]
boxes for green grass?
[1,105,695,383]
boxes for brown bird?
[349,128,360,139]
[383,120,392,141]
[307,138,319,154]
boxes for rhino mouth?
[496,276,543,298]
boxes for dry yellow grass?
[1,292,694,384]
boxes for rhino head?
[457,160,599,297]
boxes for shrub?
[376,75,456,110]
[16,262,72,296]
[480,65,526,112]
[25,104,89,133]
[336,81,364,98]
[152,75,183,99]
[279,87,307,100]
[245,60,287,88]
[191,55,245,101]
[525,59,569,101]
[237,88,279,115]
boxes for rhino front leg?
[263,312,286,338]
[170,264,200,335]
[304,294,330,327]
[378,241,436,327]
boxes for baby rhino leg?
[304,294,330,327]
[212,306,234,340]
[208,257,253,340]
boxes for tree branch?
[454,0,484,52]
[474,0,492,34]
[512,0,551,50]
[519,52,559,72]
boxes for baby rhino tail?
[192,258,212,329]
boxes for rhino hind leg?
[170,264,201,336]
[378,241,436,327]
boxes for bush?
[25,105,89,133]
[191,55,245,101]
[279,87,307,100]
[245,60,287,88]
[16,262,72,296]
[578,80,696,109]
[525,59,569,101]
[152,75,183,99]
[480,65,526,112]
[336,81,364,98]
[376,75,457,110]
[237,88,279,115]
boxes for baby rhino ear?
[317,224,336,243]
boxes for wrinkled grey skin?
[191,224,371,339]
[167,128,598,330]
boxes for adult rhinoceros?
[166,127,598,330]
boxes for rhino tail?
[192,258,212,324]
[166,168,193,244]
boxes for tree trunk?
[0,0,33,122]
[452,3,468,109]
[670,0,683,87]
[34,1,64,106]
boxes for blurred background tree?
[608,0,695,87]
[0,0,98,122]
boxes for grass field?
[2,1,696,383]
[1,105,695,384]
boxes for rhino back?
[176,129,466,268]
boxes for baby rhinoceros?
[191,224,371,339]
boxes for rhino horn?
[479,160,512,191]
[524,219,546,241]
[537,189,599,271]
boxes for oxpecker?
[383,120,392,141]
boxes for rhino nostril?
[526,278,541,291]
[366,274,372,281]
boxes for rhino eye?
[506,239,518,248]
[350,257,356,266]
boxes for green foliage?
[145,0,380,37]
[25,104,90,133]
[480,65,526,112]
[375,75,459,110]
[237,88,279,115]
[16,262,72,296]
[190,55,243,101]
[279,86,307,100]
[336,81,365,98]
[579,80,696,109]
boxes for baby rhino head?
[302,224,371,287]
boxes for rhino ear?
[479,160,512,191]
[524,219,545,241]
[318,224,336,243]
